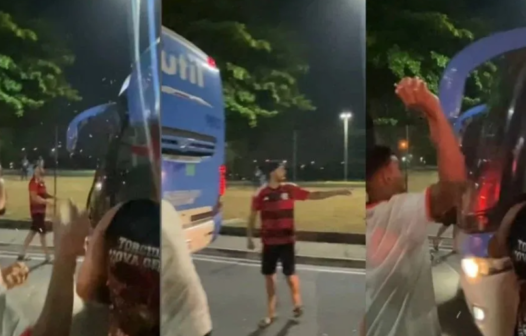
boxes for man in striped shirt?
[247,161,351,328]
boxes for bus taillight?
[219,165,226,196]
[208,57,217,68]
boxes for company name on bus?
[162,50,205,88]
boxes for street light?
[340,112,352,181]
[398,139,409,188]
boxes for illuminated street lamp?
[340,112,352,181]
[398,139,409,187]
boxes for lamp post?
[340,112,352,181]
[398,139,409,188]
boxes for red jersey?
[29,177,47,215]
[252,183,310,245]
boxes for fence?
[226,122,366,182]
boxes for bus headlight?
[461,258,481,278]
[472,306,485,321]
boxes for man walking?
[247,160,351,328]
[364,77,466,336]
[18,165,54,262]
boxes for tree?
[367,0,498,159]
[162,0,314,140]
[0,10,80,125]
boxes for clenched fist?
[1,262,29,289]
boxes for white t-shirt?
[365,191,441,336]
[160,200,212,336]
[0,282,28,336]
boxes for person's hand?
[247,238,255,250]
[54,200,91,258]
[338,189,352,196]
[395,77,441,120]
[0,262,29,289]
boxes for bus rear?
[161,28,225,253]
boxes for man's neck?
[268,180,280,188]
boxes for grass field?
[223,183,367,234]
[0,170,439,234]
[1,175,92,222]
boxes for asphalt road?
[0,249,482,336]
[194,254,365,336]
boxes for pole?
[292,130,298,182]
[404,123,409,189]
[343,118,349,181]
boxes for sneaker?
[293,306,303,318]
[258,316,277,328]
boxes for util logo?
[161,50,205,88]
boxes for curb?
[0,243,56,254]
[197,247,365,269]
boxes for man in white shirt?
[161,200,212,336]
[364,77,466,336]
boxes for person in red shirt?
[18,166,54,262]
[247,161,352,328]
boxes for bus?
[439,27,526,336]
[66,27,225,253]
[160,27,226,253]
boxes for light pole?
[340,112,352,181]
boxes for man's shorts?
[30,213,48,234]
[261,243,295,276]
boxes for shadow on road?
[437,288,481,336]
[247,318,299,336]
[28,261,48,273]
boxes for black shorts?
[261,243,295,276]
[30,213,48,234]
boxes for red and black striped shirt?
[252,183,310,245]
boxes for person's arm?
[247,194,261,240]
[286,183,351,201]
[397,78,466,220]
[30,249,77,336]
[307,189,351,200]
[76,205,121,303]
[29,191,47,205]
[0,180,5,210]
[488,202,526,258]
[30,204,91,336]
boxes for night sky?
[27,0,364,169]
[248,0,365,167]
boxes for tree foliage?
[0,9,80,124]
[162,0,314,140]
[367,0,496,127]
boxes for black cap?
[366,145,393,181]
[260,160,284,178]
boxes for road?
[0,250,482,336]
[194,254,365,336]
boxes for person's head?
[104,200,160,335]
[261,161,286,183]
[366,145,405,201]
[33,165,44,179]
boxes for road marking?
[0,251,84,263]
[193,255,365,275]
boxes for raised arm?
[31,203,90,336]
[396,77,466,220]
